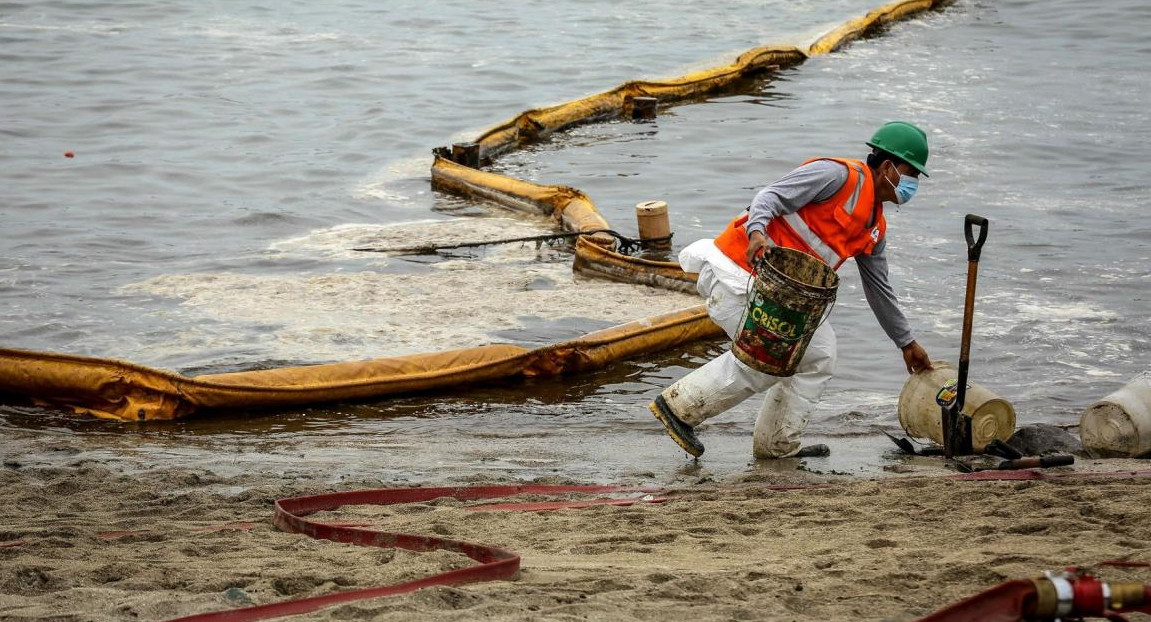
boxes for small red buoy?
[64,151,74,158]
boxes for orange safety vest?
[714,158,885,273]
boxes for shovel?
[954,455,1075,473]
[883,431,946,456]
[942,215,989,458]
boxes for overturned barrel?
[897,361,1016,452]
[1080,372,1151,458]
[732,247,838,377]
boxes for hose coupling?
[1031,568,1147,618]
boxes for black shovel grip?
[996,455,1075,470]
[965,214,989,262]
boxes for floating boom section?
[573,237,697,294]
[469,45,808,162]
[808,0,946,55]
[431,157,615,247]
[0,306,721,421]
[0,0,951,420]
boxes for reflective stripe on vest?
[841,160,866,217]
[713,157,884,272]
[781,212,841,267]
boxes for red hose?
[913,579,1037,622]
[164,484,662,622]
[951,469,1151,482]
[915,569,1151,621]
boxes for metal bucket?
[732,246,838,377]
[897,361,1017,452]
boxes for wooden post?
[628,96,658,121]
[451,142,481,168]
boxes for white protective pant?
[663,239,837,458]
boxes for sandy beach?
[4,449,1151,622]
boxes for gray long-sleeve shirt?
[746,159,915,348]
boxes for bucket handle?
[789,296,836,342]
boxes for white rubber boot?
[752,383,815,458]
[751,326,837,458]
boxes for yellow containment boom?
[0,0,953,420]
[430,157,615,247]
[808,0,947,55]
[0,307,721,421]
[466,45,808,163]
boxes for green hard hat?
[866,121,930,177]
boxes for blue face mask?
[887,169,918,204]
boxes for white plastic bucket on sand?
[1080,372,1151,458]
[897,360,1017,452]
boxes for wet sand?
[3,446,1151,622]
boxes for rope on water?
[351,229,671,257]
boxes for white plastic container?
[1080,372,1151,457]
[897,361,1017,451]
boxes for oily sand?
[2,458,1151,622]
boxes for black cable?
[350,229,671,256]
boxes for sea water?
[2,0,1148,482]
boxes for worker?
[650,121,934,459]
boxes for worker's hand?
[901,341,933,375]
[746,230,769,269]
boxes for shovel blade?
[883,431,918,456]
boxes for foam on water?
[1013,298,1117,323]
[123,218,699,367]
[188,16,362,48]
[353,155,434,203]
[266,217,553,261]
[0,21,133,34]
